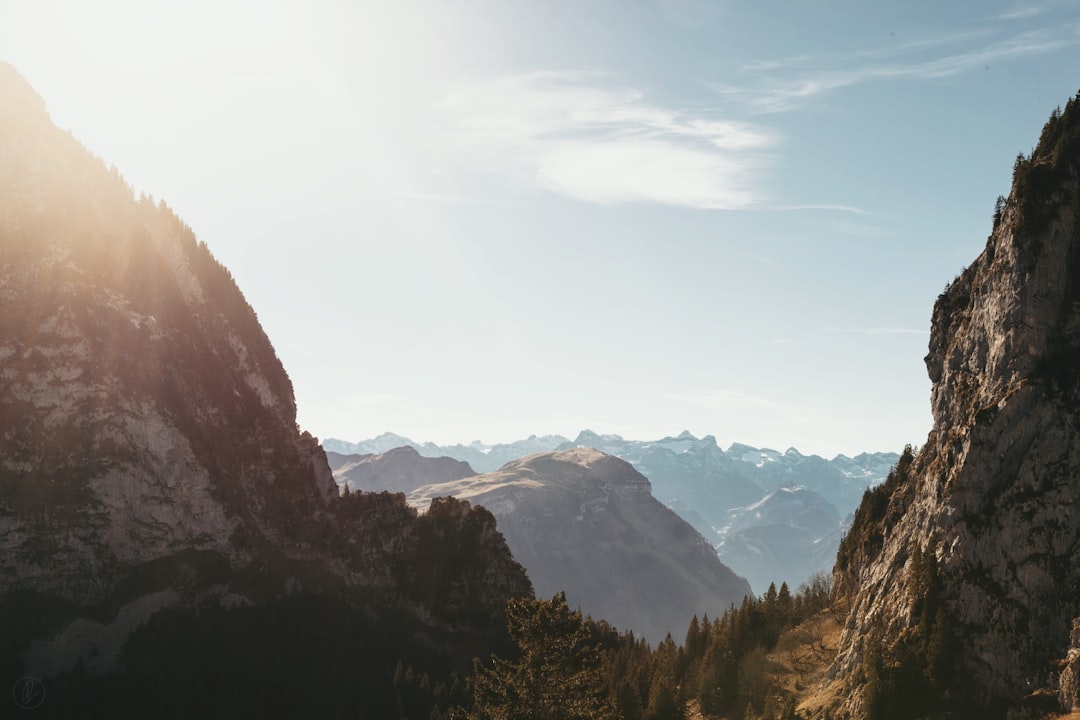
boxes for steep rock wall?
[828,95,1080,719]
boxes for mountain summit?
[0,63,530,716]
[405,448,752,644]
[0,61,337,602]
[828,93,1080,718]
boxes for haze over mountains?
[9,49,1080,720]
[325,431,898,593]
[332,445,752,643]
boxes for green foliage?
[469,592,617,720]
[1010,91,1080,233]
[23,593,475,719]
[644,674,682,720]
[993,194,1006,229]
[860,543,965,720]
[467,574,841,720]
[836,446,917,585]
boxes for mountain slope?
[826,94,1080,718]
[324,432,570,473]
[334,429,897,592]
[0,62,531,715]
[327,445,476,494]
[406,448,752,645]
[0,62,337,602]
[717,485,844,593]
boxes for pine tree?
[684,615,705,659]
[469,592,617,720]
[644,674,682,720]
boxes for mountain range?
[332,445,752,644]
[10,54,1080,720]
[325,431,898,592]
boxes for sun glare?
[34,0,299,85]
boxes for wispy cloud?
[381,191,484,205]
[994,2,1058,21]
[770,203,872,216]
[670,388,826,424]
[738,29,990,73]
[435,71,779,209]
[718,26,1078,113]
[997,6,1044,20]
[828,327,930,336]
[342,393,420,411]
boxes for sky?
[3,1,1080,457]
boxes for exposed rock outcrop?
[1059,617,1080,712]
[0,61,532,705]
[826,94,1080,718]
[0,61,342,605]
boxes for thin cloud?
[392,191,484,205]
[770,203,873,216]
[671,389,826,424]
[738,29,989,73]
[216,74,312,82]
[719,26,1077,113]
[343,393,420,411]
[436,71,779,209]
[995,3,1052,21]
[828,328,930,336]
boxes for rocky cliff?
[404,448,752,645]
[826,94,1080,719]
[0,61,341,604]
[0,62,531,714]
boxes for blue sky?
[4,1,1080,456]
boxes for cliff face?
[829,95,1080,718]
[0,62,339,603]
[0,62,531,695]
[406,448,752,645]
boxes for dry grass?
[768,607,847,718]
[684,606,849,719]
[683,698,708,719]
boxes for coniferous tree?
[644,675,682,720]
[684,615,705,658]
[469,592,616,720]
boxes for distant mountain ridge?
[332,446,752,643]
[324,432,571,473]
[327,445,476,495]
[325,431,898,591]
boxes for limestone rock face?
[828,98,1080,717]
[1060,618,1080,711]
[0,61,531,667]
[0,62,343,605]
[407,448,752,644]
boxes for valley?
[4,17,1080,719]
